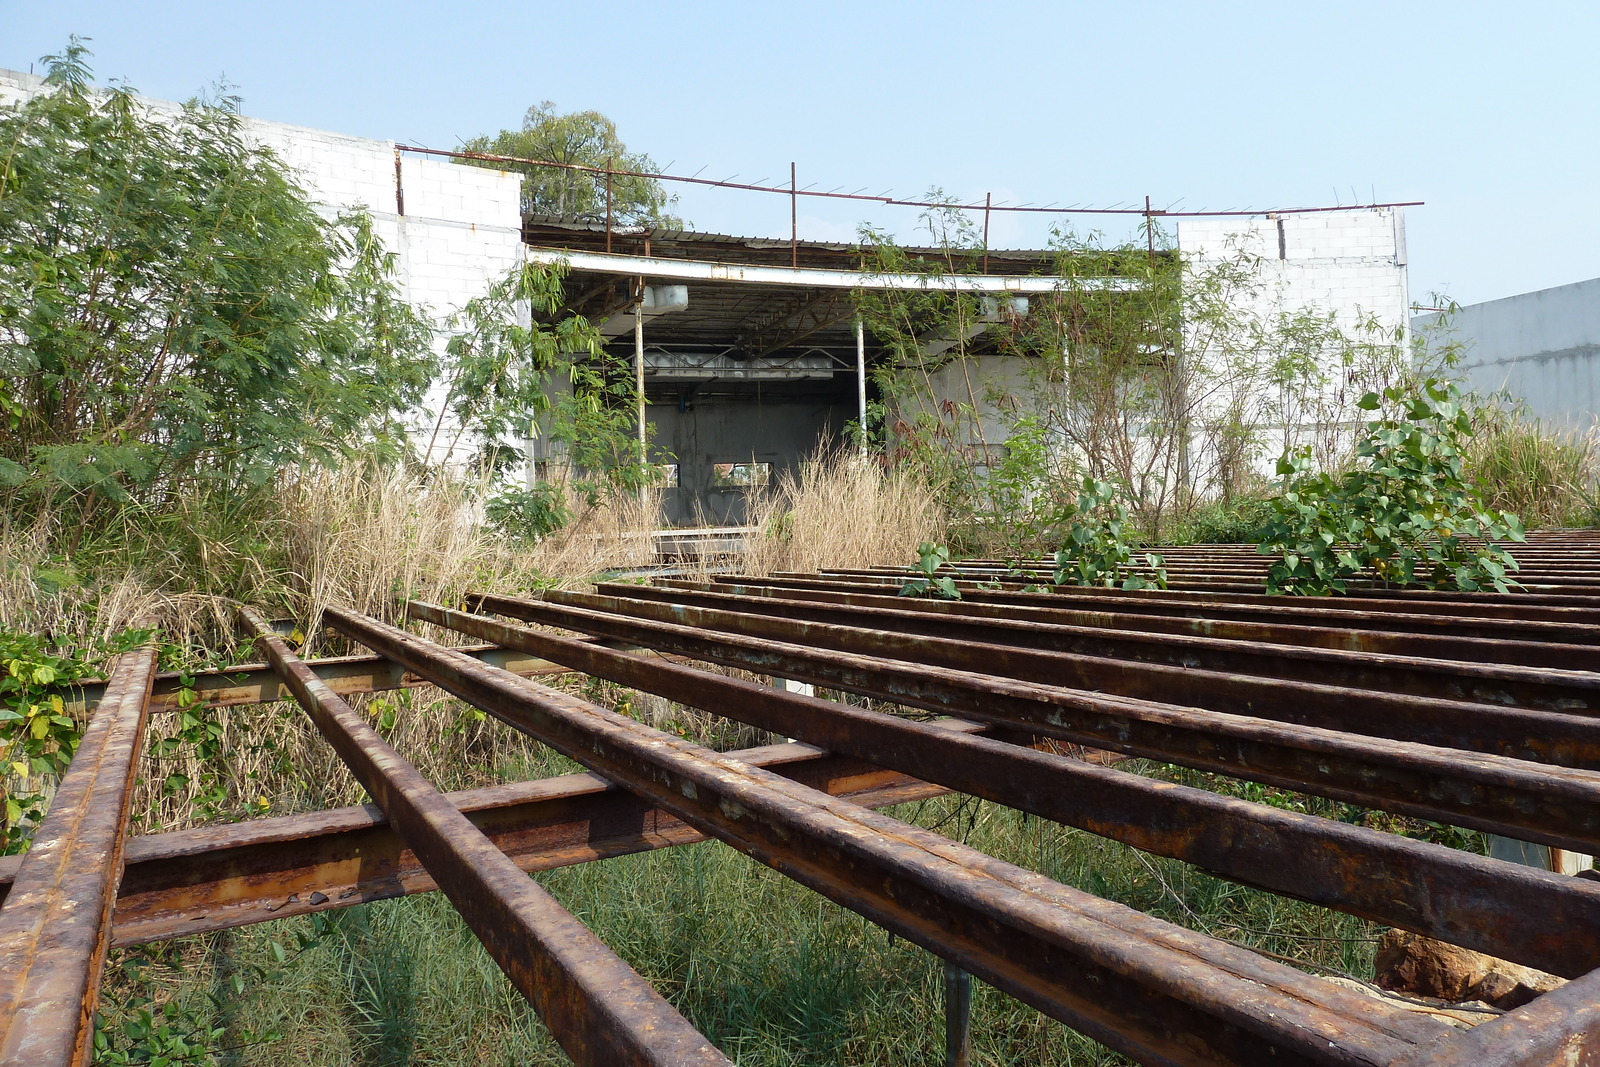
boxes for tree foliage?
[856,207,1428,557]
[1260,378,1525,595]
[855,198,1079,554]
[438,260,652,501]
[462,101,679,226]
[0,41,436,519]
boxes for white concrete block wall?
[1177,207,1412,484]
[1177,208,1410,339]
[894,209,1413,499]
[1,68,525,462]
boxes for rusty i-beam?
[0,736,957,946]
[323,605,1459,1065]
[9,530,1600,1063]
[407,598,1600,980]
[464,590,1600,853]
[0,633,159,1066]
[236,607,728,1067]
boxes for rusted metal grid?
[3,531,1600,1064]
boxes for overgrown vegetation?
[0,41,436,531]
[1260,378,1526,595]
[1464,401,1600,528]
[434,257,655,516]
[0,627,149,851]
[1052,477,1168,590]
[737,446,945,577]
[853,199,1427,561]
[6,40,1598,1067]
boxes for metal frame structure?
[4,533,1600,1064]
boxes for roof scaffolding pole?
[635,283,647,483]
[856,317,867,461]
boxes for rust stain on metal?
[0,635,159,1066]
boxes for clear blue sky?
[5,1,1597,306]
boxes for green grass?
[97,743,1386,1065]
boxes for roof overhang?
[526,247,1135,293]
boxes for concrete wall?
[907,210,1412,496]
[1177,207,1412,481]
[1413,278,1600,430]
[1176,208,1411,339]
[0,69,524,461]
[649,398,848,525]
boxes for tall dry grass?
[0,509,218,647]
[1465,412,1600,529]
[521,489,661,585]
[281,464,508,633]
[2,461,672,836]
[282,465,666,634]
[738,449,945,576]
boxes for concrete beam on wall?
[527,248,1133,294]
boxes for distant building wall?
[1176,208,1411,340]
[0,68,523,461]
[908,209,1412,494]
[1413,278,1600,430]
[1178,207,1412,481]
[650,399,848,525]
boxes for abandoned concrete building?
[22,62,1600,1067]
[0,65,1413,524]
[517,218,1079,524]
[515,207,1411,523]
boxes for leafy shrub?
[897,542,961,600]
[0,42,435,520]
[0,626,146,852]
[1052,478,1167,590]
[1261,378,1525,595]
[1173,495,1276,544]
[485,484,572,542]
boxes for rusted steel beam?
[0,737,950,947]
[413,599,1600,979]
[0,637,159,1066]
[696,573,1600,643]
[67,642,608,715]
[237,607,729,1067]
[672,575,1600,659]
[324,605,1450,1067]
[621,580,1599,668]
[584,583,1600,697]
[525,589,1600,765]
[735,572,1600,625]
[469,591,1600,852]
[1389,966,1600,1066]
